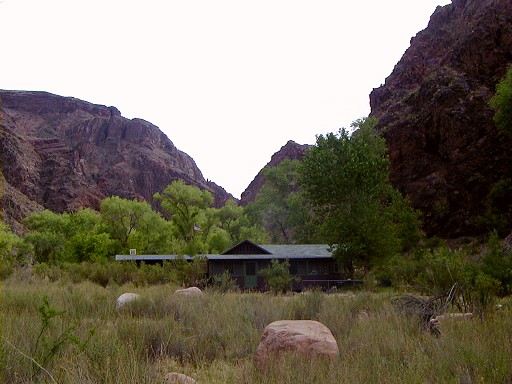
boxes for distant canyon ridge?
[0,90,232,233]
[2,0,512,237]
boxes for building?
[116,240,357,291]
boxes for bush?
[258,259,298,293]
[212,270,239,293]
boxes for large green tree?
[489,66,512,135]
[24,209,115,263]
[100,196,171,255]
[208,200,267,246]
[246,160,315,244]
[154,180,214,255]
[299,117,421,276]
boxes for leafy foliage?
[24,209,115,263]
[258,259,298,293]
[489,66,512,135]
[27,296,92,382]
[477,179,512,236]
[0,221,32,278]
[246,160,316,244]
[299,117,422,275]
[100,196,171,255]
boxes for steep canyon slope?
[239,140,311,206]
[1,91,232,233]
[370,0,512,237]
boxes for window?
[245,262,257,276]
[289,261,298,275]
[233,262,244,277]
[297,261,308,275]
[224,261,234,276]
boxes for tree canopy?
[245,160,315,244]
[298,117,421,275]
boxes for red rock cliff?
[1,90,232,233]
[370,0,512,237]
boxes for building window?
[233,262,244,277]
[245,261,257,276]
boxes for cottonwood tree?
[299,117,421,276]
[100,197,170,255]
[209,200,267,245]
[246,160,315,244]
[153,180,214,255]
[24,209,115,263]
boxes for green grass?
[1,275,511,383]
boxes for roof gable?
[222,240,272,255]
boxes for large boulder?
[164,372,198,384]
[254,320,339,367]
[174,287,203,295]
[116,292,141,309]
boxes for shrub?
[258,259,298,293]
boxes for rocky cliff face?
[240,140,310,206]
[1,90,232,233]
[370,0,512,237]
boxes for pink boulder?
[255,320,339,367]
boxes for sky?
[0,0,451,199]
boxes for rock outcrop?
[240,140,310,206]
[1,90,232,233]
[370,0,512,237]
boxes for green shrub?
[212,270,239,293]
[258,259,298,293]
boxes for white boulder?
[116,292,141,309]
[174,287,203,295]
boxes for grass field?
[1,274,511,383]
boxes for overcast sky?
[1,0,451,198]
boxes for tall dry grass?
[1,275,511,383]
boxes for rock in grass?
[116,293,141,309]
[164,372,198,384]
[255,320,339,367]
[174,287,203,295]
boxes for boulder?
[174,287,203,295]
[254,320,339,367]
[164,372,198,384]
[116,292,141,309]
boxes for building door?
[244,261,257,289]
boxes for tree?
[100,196,170,254]
[209,200,267,246]
[299,117,421,276]
[0,221,32,276]
[153,180,214,255]
[24,210,70,263]
[24,209,115,263]
[246,160,315,244]
[489,66,512,135]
